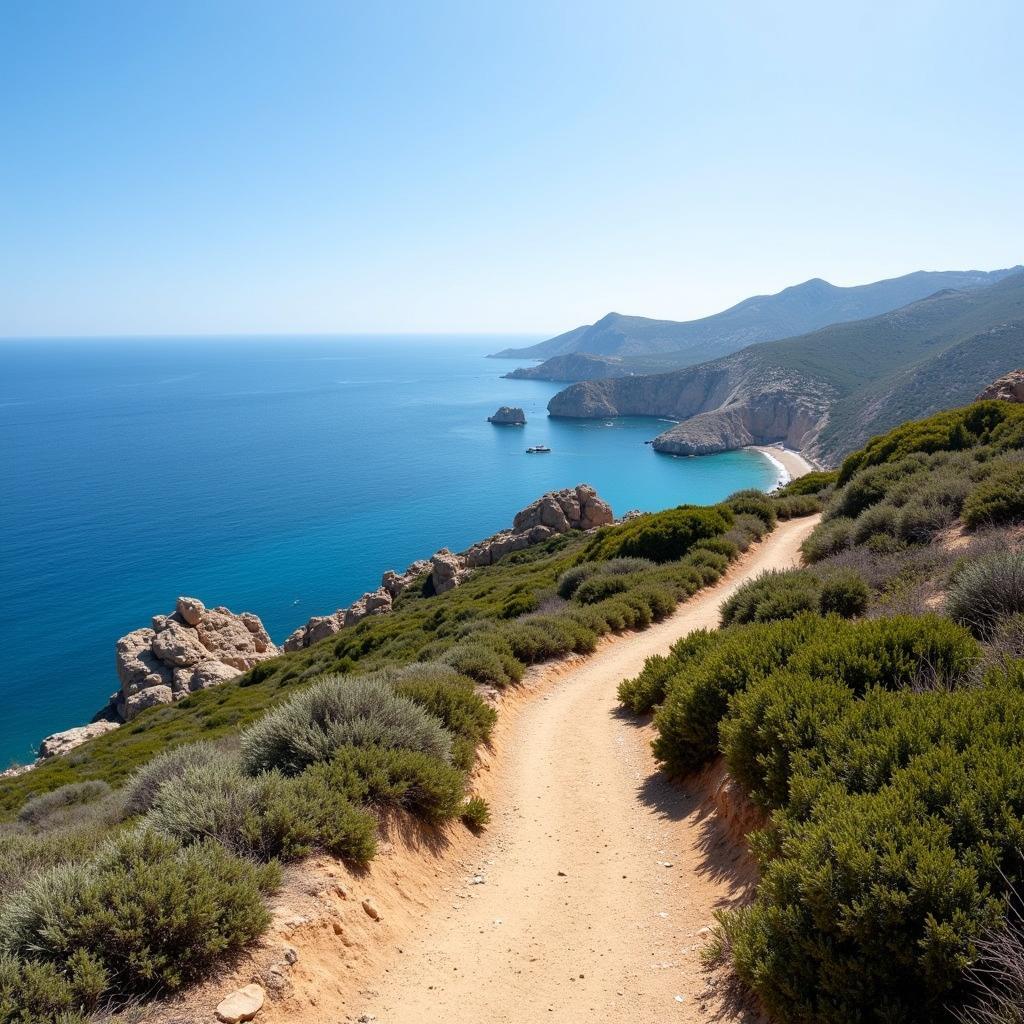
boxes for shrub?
[584,506,732,563]
[777,470,838,496]
[947,551,1024,638]
[0,950,108,1024]
[691,536,740,559]
[818,569,869,618]
[852,502,901,544]
[300,746,466,822]
[0,827,110,904]
[148,760,376,863]
[499,614,597,663]
[239,676,453,776]
[772,494,822,519]
[573,573,630,604]
[720,570,822,626]
[618,629,719,714]
[391,668,496,747]
[725,490,778,529]
[651,615,828,776]
[444,639,523,688]
[17,781,112,830]
[801,516,855,562]
[461,796,491,830]
[556,564,598,599]
[957,899,1024,1024]
[121,740,229,818]
[0,830,277,996]
[963,463,1024,529]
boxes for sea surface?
[0,336,778,766]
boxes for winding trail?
[354,515,818,1023]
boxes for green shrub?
[801,516,854,562]
[0,950,108,1024]
[573,573,630,604]
[556,564,598,599]
[0,830,277,996]
[300,746,466,822]
[777,470,838,496]
[584,506,732,563]
[444,639,523,688]
[651,615,828,776]
[947,551,1024,639]
[818,569,869,618]
[772,494,822,519]
[17,781,112,830]
[720,570,822,626]
[461,796,490,830]
[498,614,597,663]
[852,502,901,544]
[618,629,719,714]
[148,760,376,863]
[391,667,496,747]
[691,536,740,559]
[725,490,778,529]
[500,591,539,618]
[121,740,229,818]
[239,676,452,776]
[0,827,111,904]
[962,463,1024,528]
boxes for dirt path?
[352,516,818,1023]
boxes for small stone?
[282,946,298,964]
[215,983,265,1023]
[557,870,567,877]
[362,899,381,921]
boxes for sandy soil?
[154,516,818,1024]
[746,445,817,483]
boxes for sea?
[0,336,780,766]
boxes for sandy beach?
[746,444,817,485]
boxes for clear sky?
[1,0,1021,337]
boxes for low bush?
[617,629,719,714]
[0,826,110,903]
[499,614,597,663]
[691,536,740,559]
[573,573,631,604]
[300,746,466,822]
[0,950,107,1024]
[776,470,838,496]
[391,667,497,747]
[443,639,523,688]
[720,570,822,626]
[852,502,901,544]
[461,796,491,830]
[962,462,1024,528]
[817,568,869,617]
[724,490,778,529]
[121,740,229,818]
[801,516,854,562]
[556,564,598,599]
[584,505,732,563]
[148,760,376,864]
[17,781,113,830]
[947,551,1024,638]
[772,494,822,519]
[0,830,277,997]
[239,676,453,776]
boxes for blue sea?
[0,336,778,766]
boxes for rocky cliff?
[978,368,1024,402]
[284,485,613,650]
[503,353,630,383]
[115,596,279,721]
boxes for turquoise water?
[0,336,778,765]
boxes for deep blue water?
[0,336,778,766]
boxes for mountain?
[491,267,1022,376]
[547,270,1024,466]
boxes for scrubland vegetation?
[0,479,811,1023]
[619,399,1024,1024]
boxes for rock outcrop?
[503,353,629,383]
[285,485,614,647]
[38,721,120,760]
[487,406,527,425]
[116,596,278,721]
[977,369,1024,403]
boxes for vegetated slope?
[0,482,818,1024]
[618,398,1024,1024]
[490,266,1019,369]
[548,269,1024,466]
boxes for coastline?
[746,444,816,487]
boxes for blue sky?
[1,0,1021,336]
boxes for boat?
[526,445,551,453]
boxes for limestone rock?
[114,598,278,722]
[215,984,265,1024]
[382,559,430,599]
[38,721,119,760]
[487,405,527,425]
[430,549,471,594]
[977,369,1024,403]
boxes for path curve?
[355,515,819,1023]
